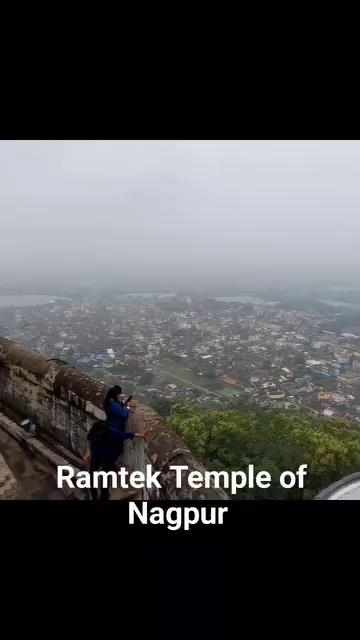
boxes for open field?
[154,357,243,398]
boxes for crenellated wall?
[0,337,227,500]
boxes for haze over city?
[3,140,360,503]
[1,140,360,293]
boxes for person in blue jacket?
[103,385,137,458]
[84,385,146,500]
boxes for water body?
[319,299,360,311]
[115,292,175,299]
[212,295,276,305]
[0,295,59,308]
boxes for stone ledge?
[0,337,228,500]
[0,412,86,500]
[0,412,148,501]
[0,451,17,500]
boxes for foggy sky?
[1,140,360,293]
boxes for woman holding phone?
[103,385,138,454]
[84,385,146,500]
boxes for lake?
[319,299,360,311]
[115,292,176,299]
[212,295,276,305]
[0,295,59,308]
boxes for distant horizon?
[1,141,360,293]
[1,280,360,300]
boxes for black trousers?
[89,457,113,501]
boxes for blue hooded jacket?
[87,399,135,466]
[105,399,134,441]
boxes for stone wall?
[0,450,17,499]
[0,337,227,500]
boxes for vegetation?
[151,397,174,417]
[164,401,360,499]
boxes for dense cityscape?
[2,291,360,423]
[3,140,360,506]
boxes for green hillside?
[160,401,360,499]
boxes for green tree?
[151,397,174,417]
[167,402,360,500]
[140,371,155,385]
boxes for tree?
[167,402,360,500]
[151,397,174,417]
[140,371,155,385]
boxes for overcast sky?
[1,140,360,292]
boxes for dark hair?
[103,385,122,411]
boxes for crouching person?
[84,420,115,501]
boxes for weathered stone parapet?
[0,337,228,500]
[128,404,229,499]
[0,450,17,500]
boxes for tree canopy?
[165,401,360,499]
